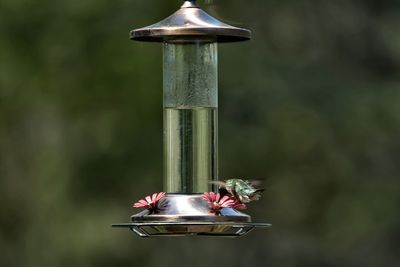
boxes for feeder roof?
[130,1,251,43]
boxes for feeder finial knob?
[181,0,198,8]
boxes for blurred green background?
[1,0,400,266]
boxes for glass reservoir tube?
[163,41,218,193]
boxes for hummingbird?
[210,179,263,204]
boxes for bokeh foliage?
[1,0,400,266]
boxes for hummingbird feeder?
[113,0,270,237]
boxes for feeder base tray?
[112,194,271,237]
[112,222,271,237]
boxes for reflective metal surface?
[112,194,271,237]
[131,194,250,222]
[130,1,251,43]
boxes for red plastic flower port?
[202,192,235,214]
[232,201,247,210]
[133,192,166,211]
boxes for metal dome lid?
[130,0,251,43]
